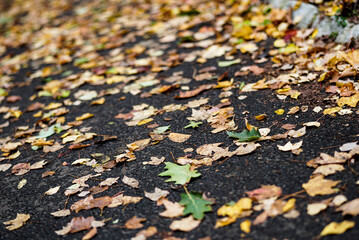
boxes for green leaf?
[36,123,63,139]
[153,125,170,134]
[158,162,201,185]
[180,192,212,220]
[74,57,89,65]
[227,128,261,142]
[184,121,203,129]
[218,59,241,67]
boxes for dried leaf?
[122,176,139,188]
[3,213,30,230]
[45,186,60,195]
[169,216,201,232]
[168,133,191,143]
[124,216,146,229]
[336,198,359,216]
[307,203,328,216]
[145,187,169,201]
[277,141,303,151]
[159,199,185,218]
[50,209,71,217]
[99,177,119,187]
[302,175,340,197]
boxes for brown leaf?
[26,102,44,112]
[246,185,282,202]
[124,216,146,229]
[175,84,213,99]
[6,95,22,103]
[82,227,97,240]
[133,226,157,239]
[55,216,104,235]
[70,195,113,213]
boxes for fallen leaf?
[3,213,30,230]
[124,216,146,229]
[277,141,303,151]
[55,216,104,235]
[180,192,212,220]
[313,164,345,176]
[240,220,251,233]
[122,176,139,188]
[145,187,169,201]
[158,162,201,185]
[44,186,60,195]
[99,177,119,187]
[159,199,185,218]
[168,133,191,143]
[320,221,355,236]
[302,175,340,197]
[143,156,165,165]
[17,179,27,189]
[50,209,71,217]
[336,198,359,216]
[76,113,94,121]
[169,216,201,232]
[307,203,328,216]
[246,185,282,202]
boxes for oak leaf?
[159,162,201,185]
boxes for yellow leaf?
[218,198,252,218]
[137,118,153,126]
[76,113,94,121]
[274,39,286,48]
[215,80,233,89]
[44,102,62,110]
[337,93,359,107]
[290,92,301,99]
[33,111,42,117]
[282,198,296,213]
[91,97,105,105]
[3,213,30,230]
[9,110,22,118]
[323,107,342,116]
[275,109,285,115]
[254,114,267,121]
[302,175,340,197]
[8,151,21,160]
[215,217,237,228]
[311,28,318,38]
[320,221,355,236]
[240,220,251,233]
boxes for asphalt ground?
[0,1,358,239]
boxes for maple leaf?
[227,128,261,142]
[179,192,212,220]
[158,162,201,185]
[302,175,340,197]
[184,121,203,129]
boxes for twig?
[279,190,306,200]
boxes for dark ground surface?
[0,1,358,240]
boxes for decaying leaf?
[246,185,282,202]
[143,156,165,165]
[277,141,302,152]
[169,216,201,232]
[3,213,30,230]
[132,226,157,240]
[100,177,119,187]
